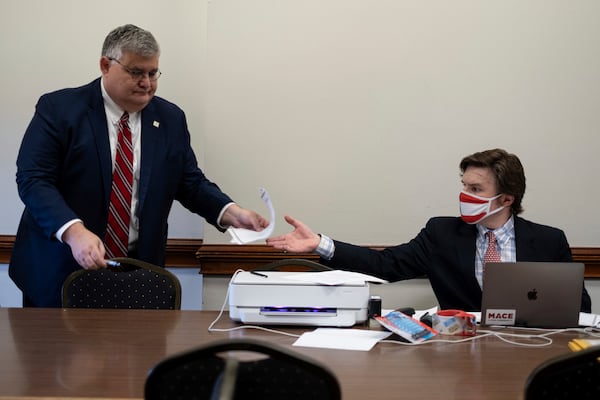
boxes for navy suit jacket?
[10,78,233,307]
[321,216,591,313]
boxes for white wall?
[0,0,209,238]
[1,1,599,246]
[201,1,600,247]
[1,1,599,312]
[0,265,21,308]
[0,0,208,310]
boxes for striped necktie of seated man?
[484,231,502,266]
[105,112,133,258]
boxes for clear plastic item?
[375,310,437,343]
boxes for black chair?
[62,257,182,309]
[144,338,341,400]
[524,345,600,400]
[257,258,333,272]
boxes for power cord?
[207,269,301,338]
[382,326,600,347]
[207,269,600,347]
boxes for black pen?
[250,270,268,278]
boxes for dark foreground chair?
[144,338,341,400]
[62,257,181,309]
[524,345,600,400]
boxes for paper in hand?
[227,188,275,244]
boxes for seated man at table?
[267,148,592,313]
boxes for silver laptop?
[480,262,584,328]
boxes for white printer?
[229,270,371,327]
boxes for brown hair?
[459,149,526,215]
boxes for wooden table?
[0,308,587,400]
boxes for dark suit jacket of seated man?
[324,215,591,312]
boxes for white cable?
[381,331,497,346]
[207,269,242,332]
[382,326,599,347]
[207,272,598,347]
[207,269,301,338]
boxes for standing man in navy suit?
[11,24,268,307]
[267,149,591,312]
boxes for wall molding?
[1,235,599,277]
[196,244,600,278]
[0,235,202,268]
[196,244,320,274]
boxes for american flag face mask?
[459,190,504,224]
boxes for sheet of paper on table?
[293,328,392,351]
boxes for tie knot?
[486,231,497,243]
[120,112,129,123]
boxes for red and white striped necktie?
[484,231,502,265]
[105,112,133,258]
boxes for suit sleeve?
[16,94,80,239]
[320,222,435,281]
[171,112,233,230]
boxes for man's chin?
[128,95,153,111]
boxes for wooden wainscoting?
[0,235,599,277]
[572,247,600,277]
[195,244,600,277]
[195,244,320,274]
[0,235,203,268]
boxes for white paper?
[579,312,600,327]
[293,328,392,351]
[284,270,388,286]
[227,188,275,244]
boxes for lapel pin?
[153,121,160,128]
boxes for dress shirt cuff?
[217,202,236,229]
[55,219,83,243]
[315,233,335,260]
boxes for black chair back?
[525,345,600,399]
[145,338,341,400]
[62,257,181,309]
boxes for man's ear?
[99,57,111,74]
[501,194,515,207]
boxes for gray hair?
[101,24,160,59]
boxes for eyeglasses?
[108,57,162,81]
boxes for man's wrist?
[217,202,236,228]
[55,219,83,243]
[315,233,335,260]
